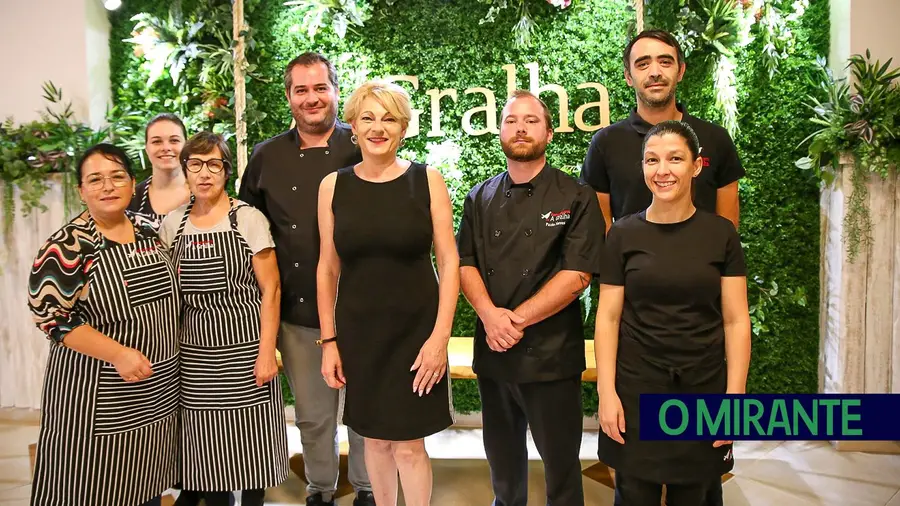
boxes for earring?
[350,134,358,145]
[399,138,406,148]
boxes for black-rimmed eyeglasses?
[184,158,229,174]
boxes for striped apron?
[172,200,289,491]
[31,221,181,506]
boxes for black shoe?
[306,493,335,506]
[353,491,376,506]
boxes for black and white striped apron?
[172,199,289,491]
[31,219,181,506]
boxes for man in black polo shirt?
[580,30,742,506]
[238,52,374,506]
[581,29,743,233]
[458,90,605,506]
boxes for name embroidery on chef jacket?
[541,209,571,227]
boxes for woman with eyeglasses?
[158,132,289,506]
[28,144,181,506]
[127,113,192,231]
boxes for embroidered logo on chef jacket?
[724,448,733,461]
[541,209,571,227]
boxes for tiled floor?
[2,408,899,505]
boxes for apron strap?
[227,197,249,232]
[141,175,152,211]
[172,199,194,250]
[227,197,254,255]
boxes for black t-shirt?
[598,209,745,386]
[580,104,744,221]
[457,164,606,382]
[238,123,362,328]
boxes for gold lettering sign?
[385,61,610,138]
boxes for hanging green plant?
[796,51,900,261]
[0,82,138,232]
[283,0,374,39]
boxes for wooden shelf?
[277,337,598,382]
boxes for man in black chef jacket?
[239,52,374,506]
[579,29,743,506]
[457,90,605,506]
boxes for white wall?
[0,0,110,408]
[830,0,900,78]
[0,0,110,126]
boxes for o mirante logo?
[638,394,899,441]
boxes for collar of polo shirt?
[628,102,690,135]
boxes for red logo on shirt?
[702,156,710,167]
[541,209,571,227]
[189,239,215,249]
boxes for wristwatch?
[316,336,337,346]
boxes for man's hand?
[482,306,525,352]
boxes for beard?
[293,102,338,135]
[501,136,548,162]
[637,78,677,108]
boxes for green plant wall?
[108,0,828,416]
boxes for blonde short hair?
[343,80,412,130]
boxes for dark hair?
[643,120,701,160]
[180,131,233,178]
[643,120,701,202]
[284,52,338,92]
[144,113,187,143]
[623,29,685,72]
[503,89,554,130]
[76,143,135,185]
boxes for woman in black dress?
[127,113,191,230]
[593,120,751,505]
[317,80,458,506]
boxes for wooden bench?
[276,336,598,381]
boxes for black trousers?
[614,474,710,506]
[173,489,265,506]
[478,375,584,506]
[614,476,722,506]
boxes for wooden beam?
[232,0,248,186]
[635,0,644,33]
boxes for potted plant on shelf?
[796,51,900,261]
[0,82,141,234]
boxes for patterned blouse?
[27,211,157,343]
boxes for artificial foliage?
[106,0,829,415]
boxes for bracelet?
[316,336,337,346]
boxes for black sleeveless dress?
[332,162,453,441]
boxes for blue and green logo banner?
[638,394,900,441]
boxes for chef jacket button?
[525,228,533,237]
[325,150,330,155]
[299,297,305,303]
[505,190,511,198]
[299,153,304,158]
[292,224,297,229]
[294,262,299,267]
[292,186,297,191]
[527,189,533,197]
[522,268,529,277]
[526,347,533,353]
[487,269,495,276]
[494,230,501,237]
